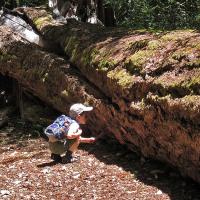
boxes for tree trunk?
[0,0,5,9]
[1,7,200,183]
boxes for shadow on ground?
[80,139,200,200]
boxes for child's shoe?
[62,151,80,163]
[51,153,62,163]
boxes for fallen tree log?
[0,8,64,54]
[0,25,113,132]
[1,7,200,183]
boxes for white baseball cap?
[69,103,93,119]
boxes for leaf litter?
[0,122,200,200]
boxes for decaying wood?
[0,7,200,183]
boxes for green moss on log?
[0,51,17,61]
[64,35,83,63]
[154,73,200,96]
[107,68,133,88]
[161,30,195,41]
[125,50,155,74]
[81,48,99,66]
[34,15,52,29]
[148,40,162,50]
[186,59,200,68]
[182,75,200,92]
[81,47,116,71]
[128,39,149,51]
[97,58,116,71]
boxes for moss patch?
[125,50,155,74]
[186,59,200,69]
[148,40,162,50]
[181,75,200,93]
[0,51,17,62]
[81,48,99,66]
[172,49,190,61]
[97,58,116,71]
[171,46,200,69]
[128,39,149,51]
[34,15,52,29]
[64,36,80,61]
[107,68,133,88]
[81,47,116,71]
[154,72,200,97]
[161,30,195,42]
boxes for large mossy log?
[1,7,200,182]
[0,26,114,134]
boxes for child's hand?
[88,137,96,143]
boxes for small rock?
[118,167,123,171]
[72,172,80,179]
[42,168,51,174]
[155,190,163,195]
[127,191,135,194]
[61,166,67,171]
[13,180,21,184]
[0,190,10,196]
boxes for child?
[44,103,96,163]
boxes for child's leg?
[62,138,80,163]
[49,141,68,154]
[62,137,95,163]
[68,138,80,153]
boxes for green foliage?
[105,0,200,29]
[2,0,199,30]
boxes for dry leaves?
[0,127,200,200]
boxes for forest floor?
[0,119,200,200]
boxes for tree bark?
[1,8,200,183]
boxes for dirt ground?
[0,119,200,200]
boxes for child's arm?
[79,136,96,143]
[66,129,82,139]
[61,122,82,139]
[63,123,96,142]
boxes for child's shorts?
[49,138,77,155]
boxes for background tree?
[1,0,200,29]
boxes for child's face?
[76,112,86,124]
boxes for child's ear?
[76,115,80,121]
